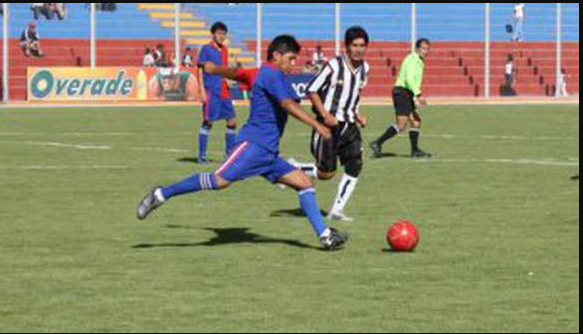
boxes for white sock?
[154,188,166,203]
[288,158,319,180]
[331,174,359,214]
[319,228,332,239]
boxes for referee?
[370,38,432,158]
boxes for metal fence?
[0,3,579,102]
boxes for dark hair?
[145,47,151,54]
[211,21,228,34]
[415,38,431,49]
[345,26,370,47]
[507,54,514,61]
[267,35,301,61]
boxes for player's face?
[275,52,298,75]
[347,38,368,63]
[213,30,228,46]
[418,43,431,58]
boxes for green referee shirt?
[395,51,425,96]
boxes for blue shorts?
[203,91,236,122]
[216,141,297,184]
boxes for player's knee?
[345,158,363,178]
[202,121,213,130]
[227,119,237,129]
[297,173,315,190]
[397,121,408,132]
[318,171,336,181]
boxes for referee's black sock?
[376,125,400,145]
[409,128,421,151]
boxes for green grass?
[0,104,579,333]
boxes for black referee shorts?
[393,87,417,116]
[311,122,363,174]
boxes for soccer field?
[0,104,579,333]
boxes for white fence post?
[555,3,563,98]
[256,3,263,67]
[485,3,491,99]
[3,3,9,102]
[90,3,96,68]
[175,3,181,69]
[335,3,342,56]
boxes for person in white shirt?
[312,45,328,70]
[505,54,516,88]
[143,48,155,67]
[513,3,525,42]
[558,68,570,98]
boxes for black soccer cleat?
[319,228,349,251]
[369,141,383,159]
[411,149,433,159]
[137,187,165,220]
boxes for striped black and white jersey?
[306,56,370,123]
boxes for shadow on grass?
[370,152,412,160]
[270,208,328,218]
[571,175,579,181]
[133,227,321,251]
[176,157,220,164]
[380,248,418,254]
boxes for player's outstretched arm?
[202,62,240,81]
[281,99,332,140]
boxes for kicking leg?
[137,173,229,220]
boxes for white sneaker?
[327,211,355,222]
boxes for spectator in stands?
[154,44,168,67]
[99,3,117,12]
[31,3,52,20]
[143,48,155,67]
[512,3,525,42]
[505,54,516,88]
[312,45,328,70]
[558,68,570,98]
[51,3,68,21]
[20,22,44,58]
[183,47,194,68]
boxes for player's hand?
[202,62,217,74]
[323,113,339,128]
[316,124,332,140]
[415,96,428,107]
[356,113,368,128]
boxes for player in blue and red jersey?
[137,35,349,250]
[197,22,237,163]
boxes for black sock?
[409,128,420,151]
[376,125,399,145]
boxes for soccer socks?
[198,125,212,160]
[160,173,220,201]
[225,127,238,157]
[376,125,400,145]
[409,128,421,152]
[331,174,359,214]
[299,188,329,237]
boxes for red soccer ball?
[387,221,420,252]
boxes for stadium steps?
[136,3,256,67]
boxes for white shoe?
[327,211,355,222]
